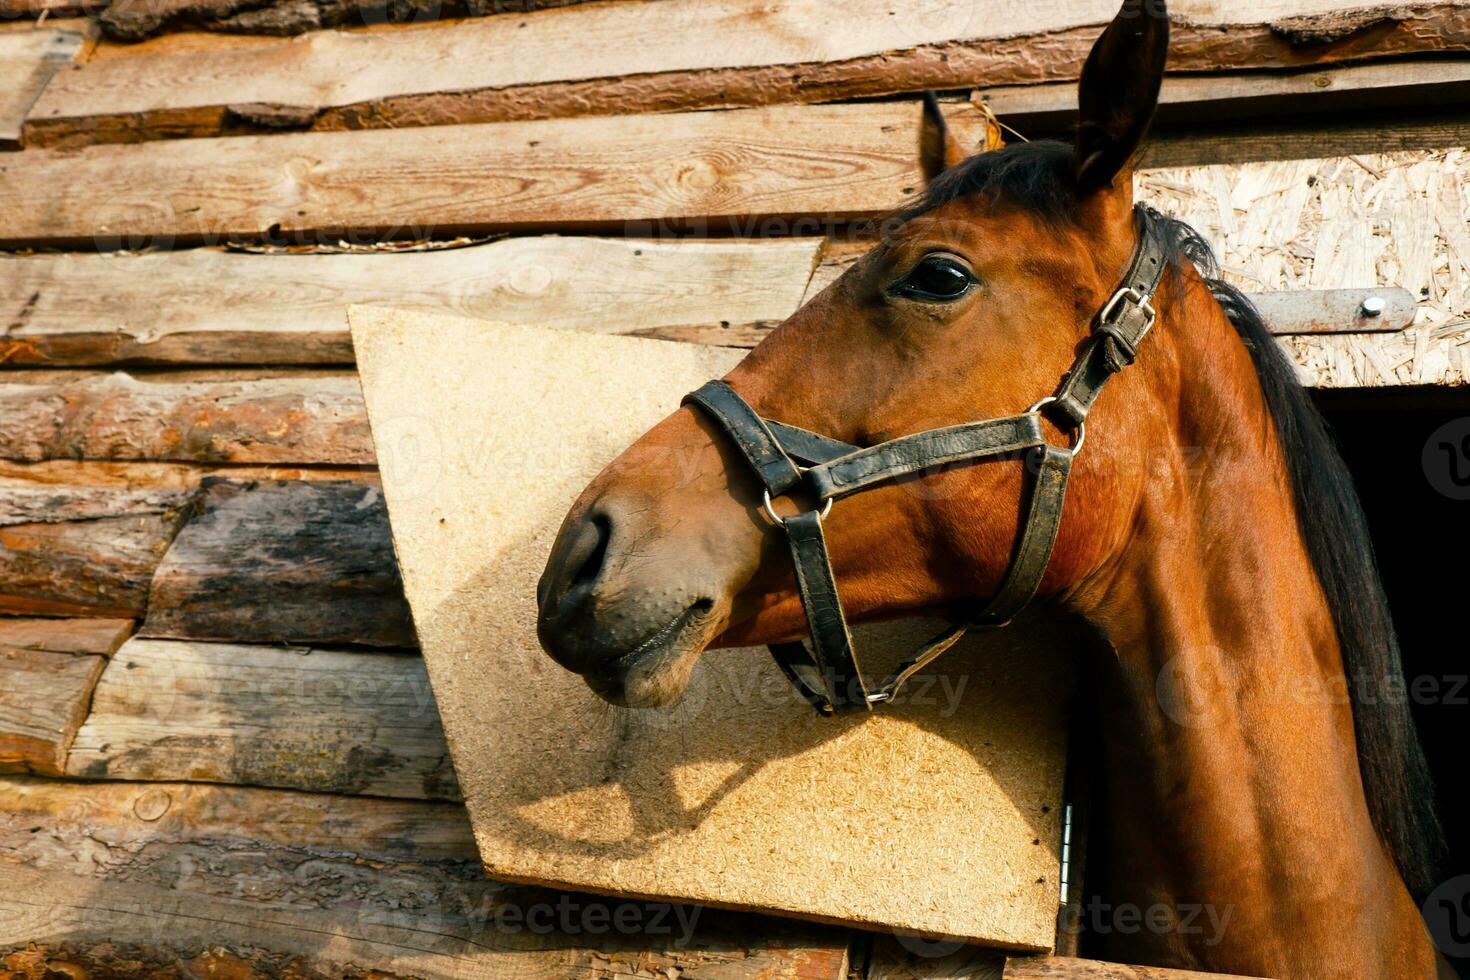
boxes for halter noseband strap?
[682,206,1169,715]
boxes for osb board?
[350,305,1072,950]
[1140,147,1470,387]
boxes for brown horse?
[537,2,1450,975]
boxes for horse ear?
[1074,0,1170,195]
[918,91,968,183]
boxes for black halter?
[684,206,1168,715]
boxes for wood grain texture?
[0,647,105,773]
[22,0,1470,146]
[0,237,820,365]
[867,936,1005,978]
[66,636,461,799]
[97,0,591,40]
[143,478,414,646]
[0,29,80,147]
[978,58,1470,131]
[0,616,133,654]
[0,101,989,247]
[0,775,852,979]
[0,370,372,463]
[0,472,193,617]
[1002,956,1270,979]
[0,860,852,980]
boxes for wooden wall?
[1,0,1467,976]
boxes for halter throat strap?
[682,206,1168,715]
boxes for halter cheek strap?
[682,206,1168,716]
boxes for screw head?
[1361,296,1387,317]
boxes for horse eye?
[892,255,976,301]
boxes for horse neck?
[1068,275,1433,976]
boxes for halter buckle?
[762,487,833,528]
[1100,286,1156,328]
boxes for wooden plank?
[866,935,1006,978]
[0,776,851,980]
[0,473,193,617]
[0,100,990,248]
[0,370,373,463]
[0,616,133,654]
[1002,956,1269,979]
[0,647,105,773]
[0,237,821,365]
[0,860,851,980]
[143,478,414,647]
[97,0,591,41]
[0,0,105,19]
[0,29,80,148]
[21,0,1470,147]
[978,59,1470,132]
[66,636,462,799]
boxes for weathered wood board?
[977,59,1470,131]
[0,860,851,980]
[0,30,81,148]
[0,777,852,979]
[0,617,133,655]
[351,306,1076,949]
[0,474,193,617]
[0,647,105,773]
[0,237,820,365]
[143,478,415,647]
[23,0,1470,146]
[0,101,991,247]
[0,370,372,463]
[96,0,592,40]
[66,637,461,799]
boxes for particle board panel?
[1140,147,1470,387]
[0,237,821,366]
[350,305,1074,950]
[22,0,1470,146]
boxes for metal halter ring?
[1028,396,1086,455]
[763,488,833,527]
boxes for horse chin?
[581,603,720,708]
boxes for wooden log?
[0,0,105,19]
[66,637,462,799]
[97,0,591,40]
[0,647,105,773]
[1002,956,1270,979]
[978,59,1470,133]
[0,859,852,979]
[0,101,990,248]
[0,474,193,617]
[866,935,1005,978]
[0,457,381,488]
[0,616,133,654]
[0,370,373,463]
[143,478,414,647]
[21,0,1470,147]
[0,237,820,365]
[0,775,853,979]
[0,29,80,148]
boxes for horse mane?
[901,139,1447,900]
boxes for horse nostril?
[572,513,612,591]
